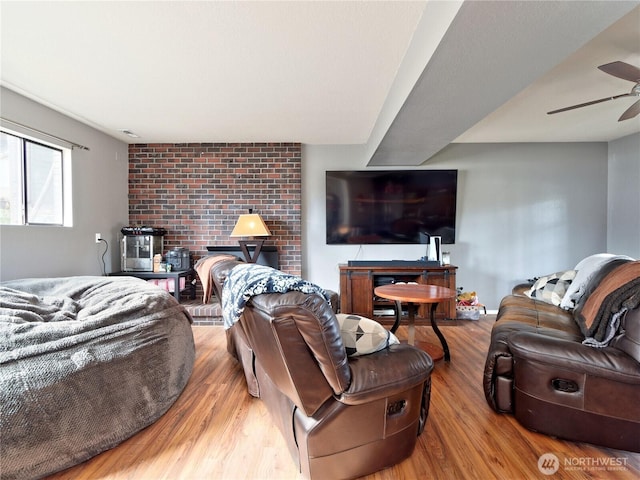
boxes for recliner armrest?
[338,344,433,405]
[509,331,640,383]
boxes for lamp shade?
[230,213,271,238]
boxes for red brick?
[128,143,302,283]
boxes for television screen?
[326,170,457,245]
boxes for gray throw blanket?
[573,261,640,347]
[1,276,195,480]
[222,263,331,329]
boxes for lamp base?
[238,240,265,263]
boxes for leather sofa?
[208,258,434,479]
[483,257,640,452]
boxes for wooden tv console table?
[339,262,457,325]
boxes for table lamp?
[230,209,272,263]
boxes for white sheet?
[560,253,634,310]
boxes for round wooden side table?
[374,283,456,361]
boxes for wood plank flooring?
[46,317,639,480]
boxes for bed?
[0,275,195,480]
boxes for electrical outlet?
[95,233,102,243]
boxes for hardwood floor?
[46,317,639,480]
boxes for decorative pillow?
[525,270,577,306]
[336,313,399,357]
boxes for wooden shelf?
[339,263,457,324]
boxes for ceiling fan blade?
[598,61,640,83]
[547,93,633,115]
[619,99,640,121]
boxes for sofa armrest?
[325,289,339,313]
[512,282,533,296]
[509,331,640,383]
[483,349,515,413]
[338,344,433,405]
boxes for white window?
[0,130,71,226]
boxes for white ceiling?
[1,1,426,145]
[1,1,639,165]
[456,2,640,144]
[369,0,640,165]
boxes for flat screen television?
[326,170,457,245]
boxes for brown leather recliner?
[210,259,434,479]
[483,260,640,452]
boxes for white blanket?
[560,253,634,310]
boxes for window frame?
[0,128,72,227]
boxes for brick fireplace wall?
[128,143,302,282]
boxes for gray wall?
[607,132,640,258]
[1,88,636,308]
[303,142,611,310]
[0,88,129,281]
